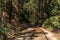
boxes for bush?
[0,25,9,40]
[0,25,9,34]
[42,16,60,30]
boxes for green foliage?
[23,0,38,24]
[57,0,60,4]
[0,25,8,40]
[51,0,60,16]
[43,0,60,30]
[0,25,9,34]
[23,0,38,11]
[0,0,60,30]
[51,5,60,15]
[43,16,60,30]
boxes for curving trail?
[40,28,58,40]
[15,27,59,40]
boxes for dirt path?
[15,27,59,40]
[40,28,58,40]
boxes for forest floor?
[14,27,60,40]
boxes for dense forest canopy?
[0,0,60,40]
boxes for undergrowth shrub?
[42,16,60,31]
